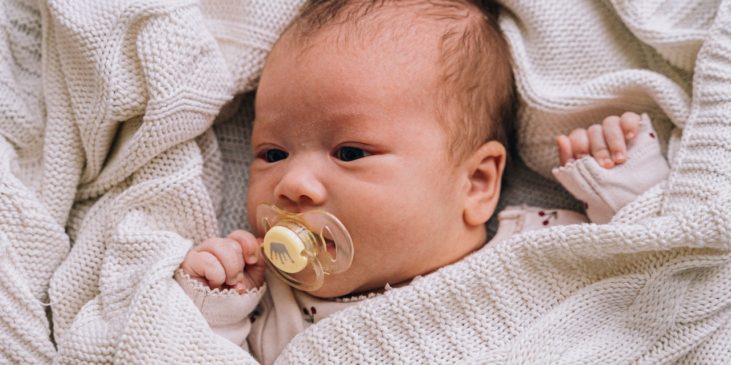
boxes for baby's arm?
[175,230,267,348]
[552,112,670,223]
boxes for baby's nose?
[273,164,327,209]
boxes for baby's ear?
[462,141,506,226]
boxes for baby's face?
[247,27,483,297]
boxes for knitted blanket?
[1,0,729,363]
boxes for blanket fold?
[0,0,730,364]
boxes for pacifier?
[256,204,354,291]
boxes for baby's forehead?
[283,1,477,58]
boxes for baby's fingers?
[228,230,261,266]
[602,116,627,164]
[556,134,573,166]
[182,251,226,289]
[201,237,245,287]
[228,231,266,291]
[620,112,641,140]
[568,128,590,161]
[588,124,614,168]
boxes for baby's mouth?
[324,238,336,256]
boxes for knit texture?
[0,0,302,363]
[0,0,729,364]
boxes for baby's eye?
[260,149,288,163]
[335,146,370,162]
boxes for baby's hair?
[283,0,517,162]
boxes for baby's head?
[248,0,515,297]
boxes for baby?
[175,1,669,364]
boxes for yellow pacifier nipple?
[256,204,354,291]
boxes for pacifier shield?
[255,204,355,291]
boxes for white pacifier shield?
[262,226,308,273]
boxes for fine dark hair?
[285,0,517,161]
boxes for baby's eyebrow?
[254,102,391,139]
[324,114,385,134]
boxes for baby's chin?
[304,279,359,299]
[304,275,382,299]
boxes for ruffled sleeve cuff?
[552,113,670,224]
[175,269,266,327]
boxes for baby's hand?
[181,230,266,293]
[556,112,642,168]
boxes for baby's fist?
[181,230,265,293]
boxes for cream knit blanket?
[1,0,729,363]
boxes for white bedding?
[1,0,730,363]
